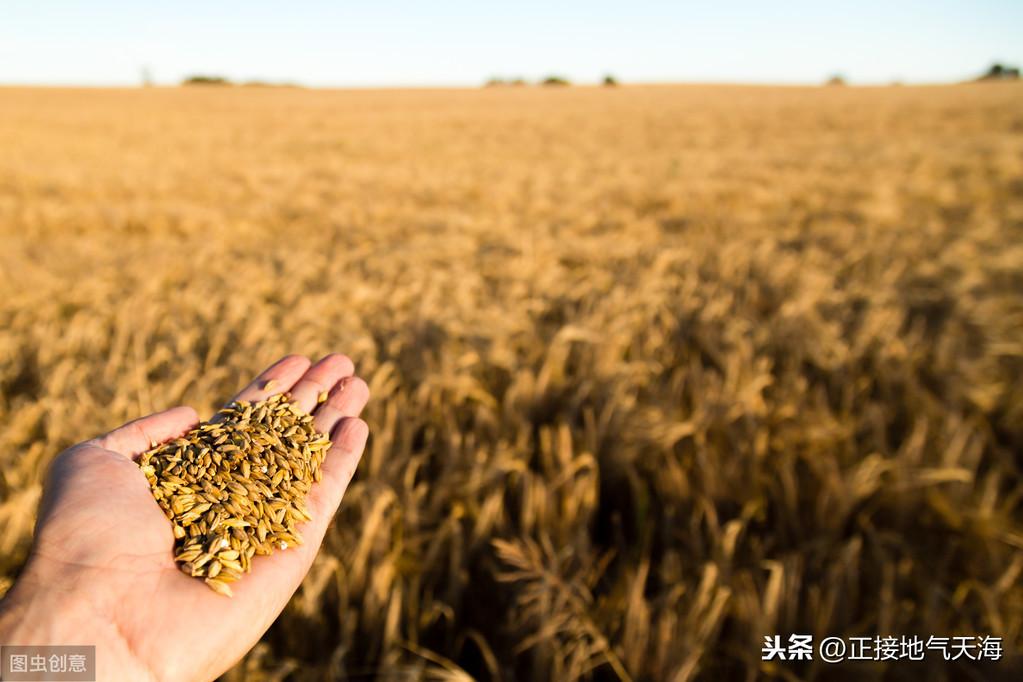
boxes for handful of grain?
[139,393,331,597]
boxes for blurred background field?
[0,82,1022,680]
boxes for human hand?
[0,355,369,681]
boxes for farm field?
[0,83,1022,680]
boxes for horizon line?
[0,76,1008,90]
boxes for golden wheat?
[139,393,330,596]
[0,83,1021,680]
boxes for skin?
[0,354,370,681]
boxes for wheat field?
[0,83,1021,680]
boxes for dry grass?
[0,83,1022,680]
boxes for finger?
[309,417,370,523]
[231,418,368,603]
[228,355,311,405]
[312,375,370,436]
[95,405,200,458]
[288,354,355,413]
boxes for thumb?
[95,406,200,459]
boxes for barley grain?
[139,393,330,596]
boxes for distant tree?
[825,74,846,86]
[182,75,231,86]
[602,74,619,87]
[485,77,526,87]
[241,80,300,88]
[541,75,570,87]
[977,63,1020,81]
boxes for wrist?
[0,568,97,644]
[0,563,156,681]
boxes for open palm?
[4,355,369,681]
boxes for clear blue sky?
[1,1,1020,86]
